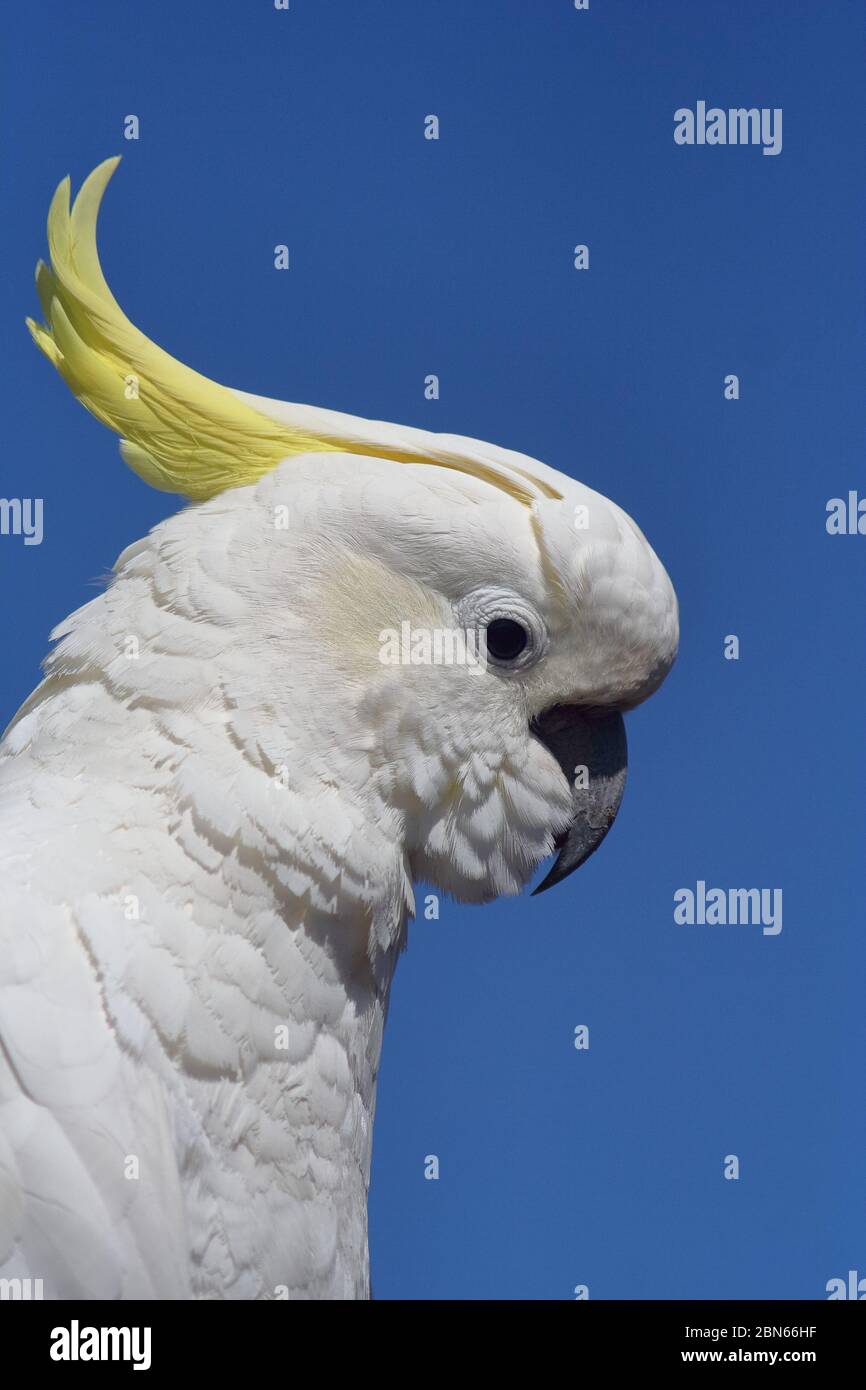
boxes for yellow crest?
[27,159,556,505]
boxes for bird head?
[229,449,678,904]
[26,157,678,906]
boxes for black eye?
[485,618,529,662]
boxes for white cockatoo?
[0,159,678,1300]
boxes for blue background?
[1,1,863,1299]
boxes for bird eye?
[454,586,548,673]
[485,617,529,663]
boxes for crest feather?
[27,158,558,505]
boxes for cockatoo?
[0,159,678,1300]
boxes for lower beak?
[530,705,628,895]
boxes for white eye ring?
[454,587,548,672]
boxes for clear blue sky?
[1,1,862,1299]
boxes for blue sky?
[1,1,863,1299]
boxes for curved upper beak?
[530,705,628,895]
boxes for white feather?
[1,448,677,1298]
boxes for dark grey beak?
[530,706,628,895]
